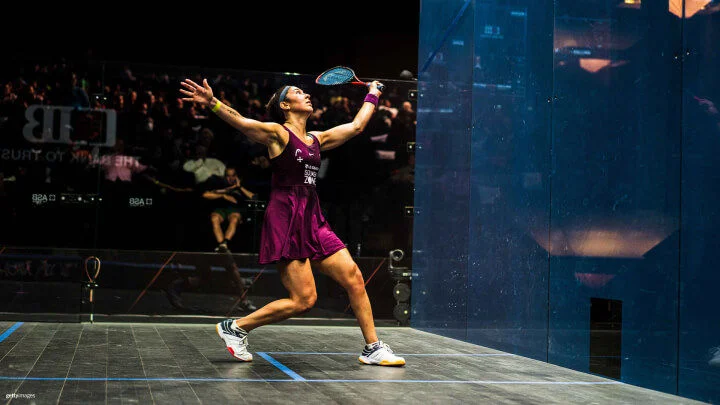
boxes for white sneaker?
[216,319,252,362]
[359,341,405,366]
[710,347,720,367]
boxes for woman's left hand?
[179,78,215,107]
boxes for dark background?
[10,2,421,80]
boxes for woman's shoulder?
[308,131,322,142]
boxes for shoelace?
[380,341,393,354]
[224,321,248,340]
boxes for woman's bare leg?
[313,248,378,344]
[234,259,317,332]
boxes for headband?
[278,86,290,104]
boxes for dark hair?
[265,86,289,123]
[225,165,245,179]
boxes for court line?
[0,253,275,274]
[0,322,23,343]
[256,352,306,381]
[0,376,621,385]
[266,352,516,357]
[310,380,622,385]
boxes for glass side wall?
[414,0,720,402]
[413,0,474,340]
[0,247,394,323]
[548,0,682,393]
[0,60,417,323]
[679,1,720,402]
[466,0,553,361]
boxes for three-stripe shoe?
[358,341,405,366]
[216,319,252,361]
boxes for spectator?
[182,144,226,185]
[202,166,255,253]
[99,139,149,183]
[0,58,417,257]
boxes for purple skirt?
[258,186,345,264]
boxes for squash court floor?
[0,322,706,404]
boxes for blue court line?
[307,380,622,385]
[256,352,306,381]
[103,261,276,274]
[0,322,23,343]
[0,254,82,261]
[0,376,621,385]
[267,352,515,357]
[0,377,291,382]
[0,254,276,274]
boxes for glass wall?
[413,0,474,339]
[0,60,417,323]
[414,0,720,402]
[679,0,720,401]
[0,61,416,256]
[549,0,683,393]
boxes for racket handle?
[367,82,385,92]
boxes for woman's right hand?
[179,78,215,107]
[368,80,384,95]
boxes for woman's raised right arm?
[179,78,282,146]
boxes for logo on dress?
[303,163,319,185]
[295,148,303,162]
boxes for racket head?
[315,66,359,86]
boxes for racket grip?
[367,82,385,92]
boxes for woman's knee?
[344,265,366,294]
[294,292,317,313]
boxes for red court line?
[225,267,266,317]
[127,252,177,312]
[344,258,387,313]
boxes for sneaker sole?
[216,323,252,362]
[358,356,406,366]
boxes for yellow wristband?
[211,100,222,113]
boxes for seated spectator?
[202,166,255,253]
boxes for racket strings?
[317,67,355,85]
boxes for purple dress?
[258,126,346,264]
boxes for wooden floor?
[0,322,706,404]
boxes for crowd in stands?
[0,59,416,256]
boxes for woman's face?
[281,87,313,114]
